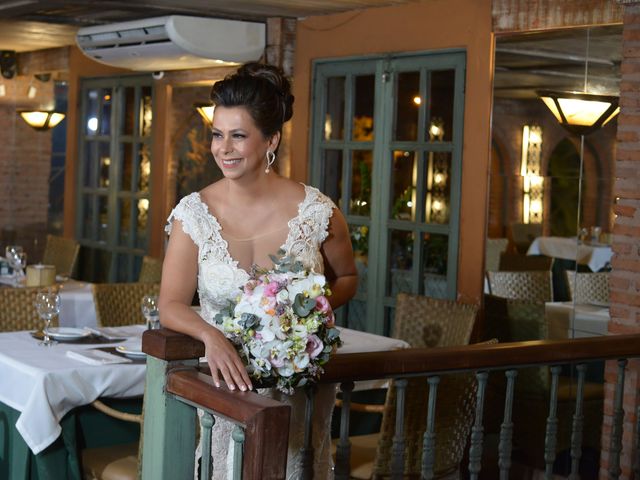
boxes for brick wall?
[0,74,54,258]
[601,3,640,479]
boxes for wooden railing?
[141,329,640,480]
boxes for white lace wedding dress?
[166,184,337,479]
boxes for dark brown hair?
[210,62,294,138]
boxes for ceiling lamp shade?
[195,103,214,126]
[537,90,619,136]
[18,110,65,131]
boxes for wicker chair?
[81,397,144,480]
[138,256,163,283]
[565,271,610,304]
[344,293,479,479]
[41,234,80,278]
[0,286,60,332]
[486,270,553,302]
[92,283,160,327]
[485,237,509,272]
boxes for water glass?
[141,295,160,330]
[35,289,60,346]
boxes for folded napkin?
[66,349,132,365]
[84,327,127,341]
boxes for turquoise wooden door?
[76,76,153,282]
[310,52,466,335]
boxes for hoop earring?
[265,150,276,174]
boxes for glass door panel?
[349,150,373,216]
[395,71,420,141]
[77,76,153,282]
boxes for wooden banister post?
[141,329,202,480]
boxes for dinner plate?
[115,345,147,359]
[45,327,92,341]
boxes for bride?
[159,62,358,479]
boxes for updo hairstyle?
[210,62,294,139]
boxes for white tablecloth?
[527,236,612,272]
[545,301,610,339]
[0,325,146,454]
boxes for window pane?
[85,89,99,136]
[98,196,109,243]
[136,198,149,249]
[120,143,133,191]
[391,150,417,221]
[428,70,455,142]
[140,86,153,137]
[352,75,375,141]
[82,196,95,240]
[350,150,372,216]
[394,71,420,141]
[422,232,448,277]
[350,224,369,265]
[423,151,451,224]
[99,90,112,136]
[322,149,343,207]
[346,299,367,332]
[98,146,111,188]
[325,77,345,140]
[118,197,132,246]
[387,229,414,296]
[83,141,108,188]
[138,143,151,193]
[121,87,136,136]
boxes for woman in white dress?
[159,62,358,479]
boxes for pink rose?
[315,295,331,314]
[264,281,280,298]
[305,334,324,359]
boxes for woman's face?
[210,106,279,180]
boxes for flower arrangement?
[213,250,342,394]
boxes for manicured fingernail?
[215,382,220,388]
[240,385,246,391]
[229,384,235,390]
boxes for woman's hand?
[201,327,253,392]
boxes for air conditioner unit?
[76,15,265,71]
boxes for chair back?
[41,235,80,278]
[486,270,552,302]
[138,256,163,283]
[372,339,497,478]
[92,282,160,327]
[485,237,509,272]
[565,271,609,304]
[392,293,478,348]
[0,286,60,332]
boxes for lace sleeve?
[165,192,215,249]
[309,187,336,245]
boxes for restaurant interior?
[0,0,638,479]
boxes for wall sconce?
[521,125,544,224]
[537,90,619,136]
[195,103,214,126]
[18,110,65,131]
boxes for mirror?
[486,25,621,341]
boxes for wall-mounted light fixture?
[18,110,65,131]
[195,103,214,126]
[521,125,544,224]
[537,90,619,136]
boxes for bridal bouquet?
[214,250,342,394]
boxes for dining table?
[527,236,613,272]
[0,320,408,480]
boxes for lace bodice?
[166,183,335,325]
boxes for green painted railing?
[142,329,640,480]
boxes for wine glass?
[141,295,160,330]
[35,289,60,346]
